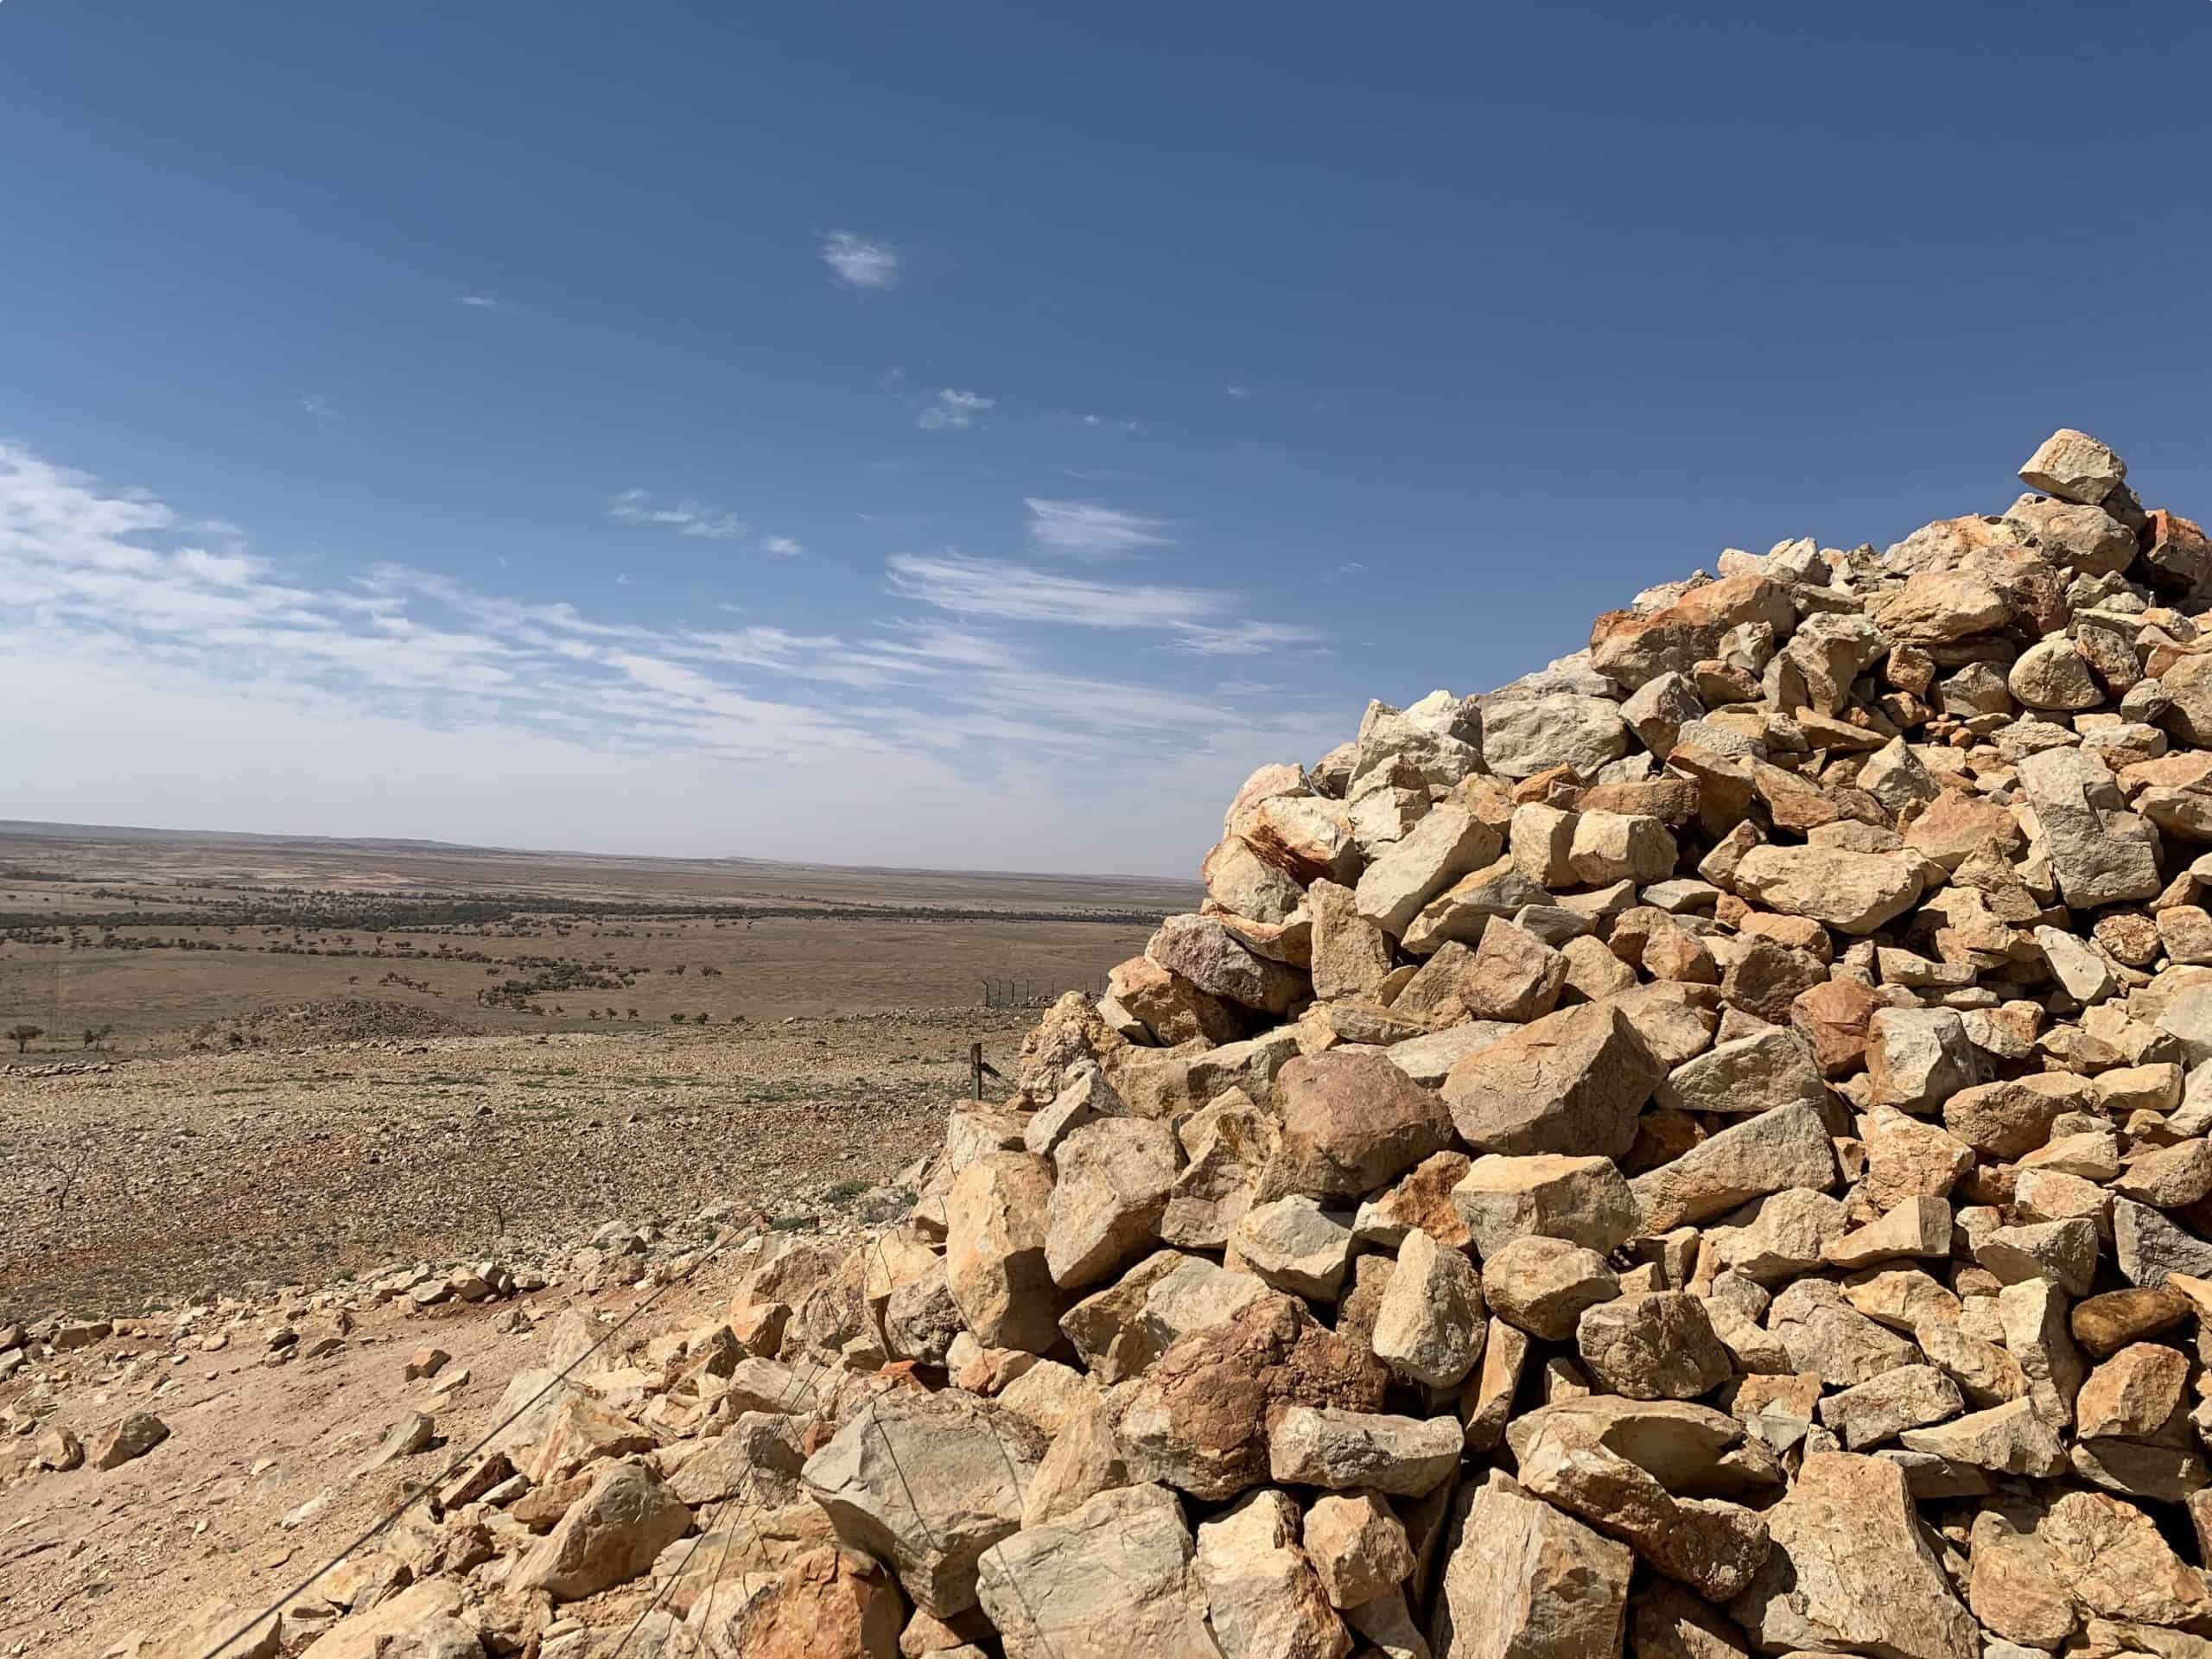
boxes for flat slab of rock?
[1630,1101,1839,1230]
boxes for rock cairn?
[135,429,2212,1657]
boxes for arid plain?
[0,822,1195,1319]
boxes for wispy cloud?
[0,438,1341,874]
[822,231,899,290]
[454,295,512,313]
[608,489,748,542]
[917,389,994,431]
[887,552,1222,629]
[1324,561,1366,581]
[1163,620,1323,657]
[300,394,340,431]
[1224,384,1258,400]
[1079,414,1141,432]
[1024,498,1174,558]
[760,535,804,557]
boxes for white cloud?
[1324,561,1366,581]
[1024,498,1174,558]
[1224,384,1258,400]
[454,295,511,312]
[887,552,1223,629]
[917,389,994,431]
[1163,620,1323,657]
[760,535,804,556]
[0,436,1347,874]
[608,489,748,542]
[821,231,899,290]
[1079,414,1141,431]
[300,394,340,429]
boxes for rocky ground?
[2,1009,1032,1320]
[21,425,2212,1659]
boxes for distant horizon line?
[0,816,1201,889]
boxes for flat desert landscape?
[0,822,1196,1321]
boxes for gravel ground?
[1,1007,1035,1322]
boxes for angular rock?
[1193,1488,1351,1659]
[1431,1472,1633,1659]
[801,1389,1046,1617]
[1727,1452,1976,1659]
[1440,1002,1664,1159]
[976,1484,1220,1659]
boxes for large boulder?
[1727,1452,1977,1659]
[1431,1472,1633,1659]
[1264,1051,1454,1200]
[1440,1003,1665,1159]
[801,1389,1046,1618]
[974,1484,1221,1659]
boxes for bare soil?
[0,823,1193,1320]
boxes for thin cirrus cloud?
[916,389,994,431]
[454,295,512,313]
[821,230,899,290]
[1023,498,1174,558]
[608,489,748,542]
[760,535,804,557]
[0,436,1341,871]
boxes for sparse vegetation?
[8,1022,42,1053]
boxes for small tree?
[9,1024,43,1053]
[81,1024,114,1051]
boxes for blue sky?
[4,1,2210,875]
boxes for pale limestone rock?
[1440,1002,1664,1159]
[1480,694,1632,779]
[1727,1452,1976,1659]
[1370,1228,1486,1389]
[1866,1007,1982,1112]
[1450,1152,1640,1258]
[2019,427,2128,506]
[1826,1196,1953,1268]
[1997,1277,2086,1433]
[1303,1491,1414,1611]
[1046,1116,1180,1291]
[1575,1294,1731,1401]
[1630,1101,1839,1230]
[1815,1363,1961,1451]
[1058,1249,1272,1384]
[513,1461,690,1601]
[946,1152,1065,1354]
[1355,806,1502,938]
[1233,1195,1355,1300]
[2038,1490,2212,1627]
[1268,1408,1462,1496]
[1512,1408,1770,1602]
[1655,1028,1825,1118]
[1732,844,1924,933]
[2016,746,2163,910]
[2075,1343,2189,1442]
[1431,1472,1632,1659]
[1567,810,1676,886]
[1193,1488,1351,1659]
[802,1390,1045,1618]
[975,1484,1219,1659]
[1478,1236,1618,1341]
[1769,1279,1921,1389]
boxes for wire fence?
[177,1033,1073,1657]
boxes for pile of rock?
[147,429,2212,1658]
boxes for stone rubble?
[43,425,2212,1657]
